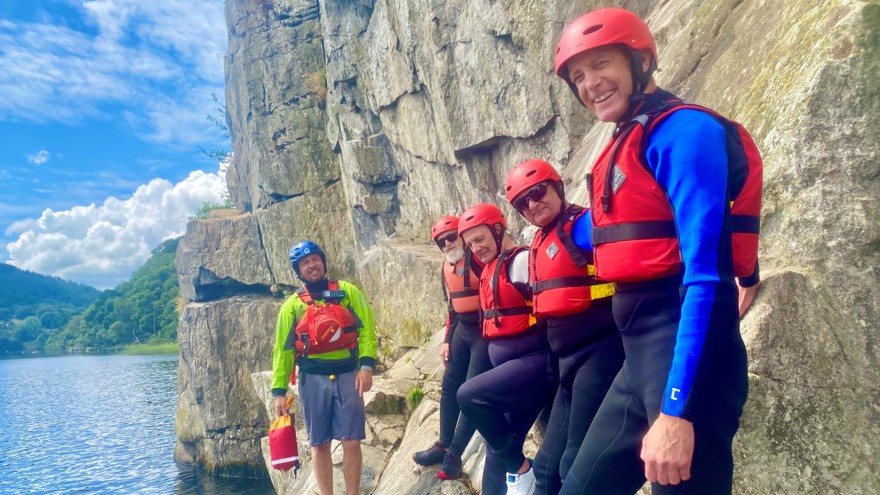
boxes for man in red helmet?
[553,8,755,495]
[412,216,492,479]
[456,203,557,495]
[504,159,624,495]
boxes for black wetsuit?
[439,311,492,454]
[532,299,624,495]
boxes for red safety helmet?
[504,160,562,203]
[431,215,459,240]
[555,8,657,81]
[458,203,506,236]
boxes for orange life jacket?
[293,280,360,357]
[589,95,762,282]
[529,205,615,317]
[481,247,533,339]
[441,249,483,314]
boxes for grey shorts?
[297,370,366,446]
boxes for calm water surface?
[0,354,275,495]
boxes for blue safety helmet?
[289,240,326,276]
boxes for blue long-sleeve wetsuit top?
[572,108,729,417]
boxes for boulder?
[174,295,281,474]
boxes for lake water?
[0,354,275,495]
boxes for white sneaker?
[505,461,536,495]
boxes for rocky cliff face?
[175,0,879,492]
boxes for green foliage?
[407,386,425,411]
[0,264,100,311]
[2,237,182,354]
[198,92,232,162]
[119,341,178,355]
[191,197,236,219]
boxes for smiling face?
[565,45,653,123]
[296,253,326,283]
[516,182,564,228]
[460,225,498,264]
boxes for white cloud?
[83,0,227,82]
[26,150,51,165]
[5,163,228,289]
[0,1,226,147]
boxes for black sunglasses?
[511,183,549,211]
[435,232,458,247]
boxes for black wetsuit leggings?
[458,333,557,495]
[533,301,625,495]
[559,276,748,495]
[439,317,492,454]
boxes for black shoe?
[437,449,462,479]
[413,441,446,467]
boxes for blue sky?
[0,0,229,289]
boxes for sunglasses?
[435,232,458,247]
[511,183,549,211]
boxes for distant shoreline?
[0,342,179,359]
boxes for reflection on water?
[0,354,275,495]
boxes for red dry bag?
[269,415,300,475]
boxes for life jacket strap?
[450,289,480,299]
[296,280,345,305]
[531,276,599,293]
[483,306,532,319]
[731,214,760,234]
[555,205,589,268]
[592,220,677,246]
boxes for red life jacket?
[293,280,360,357]
[481,247,533,339]
[441,249,483,314]
[529,205,615,317]
[589,96,762,282]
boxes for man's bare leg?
[312,442,334,495]
[341,440,362,495]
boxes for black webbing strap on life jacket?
[296,279,346,305]
[450,288,480,298]
[591,220,678,246]
[532,276,600,293]
[440,264,448,302]
[483,307,533,318]
[555,205,589,268]
[731,215,760,234]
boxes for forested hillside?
[0,238,181,353]
[0,264,101,352]
[0,263,101,314]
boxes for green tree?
[14,316,42,343]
